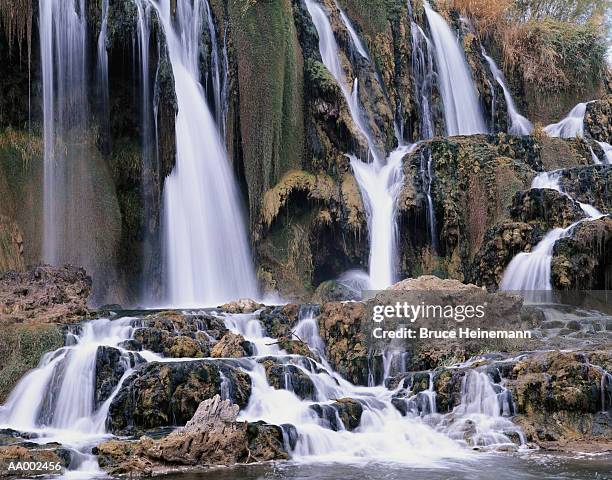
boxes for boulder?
[97,395,288,476]
[218,298,264,314]
[0,265,91,324]
[210,332,253,358]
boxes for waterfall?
[40,0,88,264]
[97,0,110,149]
[151,0,258,306]
[305,0,382,163]
[545,102,611,164]
[544,102,589,138]
[481,49,532,136]
[410,21,436,139]
[336,2,368,59]
[500,171,603,294]
[306,0,414,290]
[423,2,487,136]
[0,317,140,477]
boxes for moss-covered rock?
[552,216,612,290]
[585,95,612,144]
[107,360,251,435]
[0,323,64,403]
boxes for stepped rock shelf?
[0,267,610,477]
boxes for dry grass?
[439,0,513,35]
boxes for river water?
[160,452,612,480]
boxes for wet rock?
[218,298,264,314]
[552,217,612,291]
[262,359,316,400]
[211,332,253,358]
[308,399,363,431]
[0,265,91,324]
[259,304,299,339]
[312,280,361,303]
[507,350,612,444]
[97,396,288,476]
[95,346,143,408]
[510,188,584,229]
[585,94,612,144]
[107,360,251,435]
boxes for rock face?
[507,350,612,445]
[0,265,91,324]
[552,217,612,290]
[97,395,288,476]
[94,346,143,409]
[107,360,251,435]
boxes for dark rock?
[95,346,143,408]
[107,360,251,435]
[262,359,316,400]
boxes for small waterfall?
[423,2,487,136]
[97,0,110,150]
[307,0,416,289]
[293,305,325,356]
[500,171,603,294]
[305,0,382,163]
[445,370,524,447]
[410,21,436,139]
[350,146,414,289]
[545,102,611,164]
[152,0,258,306]
[544,103,588,138]
[419,149,439,251]
[481,49,532,135]
[336,2,368,59]
[0,317,139,477]
[134,0,161,304]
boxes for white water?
[500,171,603,293]
[336,2,369,59]
[481,49,532,136]
[0,317,140,478]
[40,0,88,264]
[411,21,436,139]
[423,2,487,136]
[350,146,414,289]
[225,310,520,463]
[0,304,531,477]
[152,0,258,307]
[544,103,588,138]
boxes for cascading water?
[305,0,382,164]
[0,317,143,477]
[423,2,487,136]
[545,102,611,164]
[134,0,161,304]
[96,0,110,150]
[40,0,87,265]
[481,49,532,136]
[500,171,604,294]
[336,2,368,59]
[350,146,414,289]
[410,21,436,139]
[306,0,415,290]
[151,0,258,306]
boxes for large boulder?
[0,265,91,324]
[96,395,288,476]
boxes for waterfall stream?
[150,0,258,306]
[423,2,487,136]
[481,49,532,135]
[500,171,604,294]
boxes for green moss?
[229,0,304,227]
[0,324,64,403]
